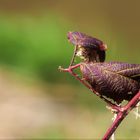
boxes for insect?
[67,31,107,66]
[68,31,140,104]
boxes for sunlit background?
[0,0,140,139]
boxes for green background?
[0,0,139,139]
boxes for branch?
[59,64,120,110]
[59,64,140,140]
[102,91,140,140]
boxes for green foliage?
[0,15,73,82]
[0,14,139,84]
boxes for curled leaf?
[80,62,140,104]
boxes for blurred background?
[0,0,140,139]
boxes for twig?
[69,45,78,66]
[103,91,140,140]
[59,64,120,111]
[59,64,140,140]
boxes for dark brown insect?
[67,31,107,65]
[67,31,140,104]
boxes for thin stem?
[102,91,140,140]
[59,64,120,111]
[69,45,78,66]
[123,90,140,112]
[59,64,140,140]
[58,63,81,72]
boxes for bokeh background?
[0,0,140,139]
